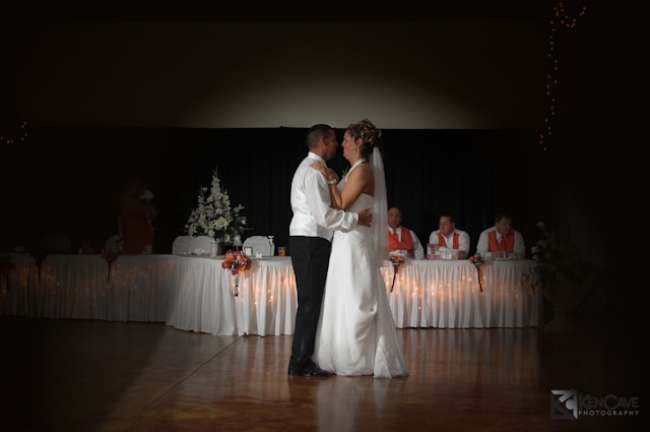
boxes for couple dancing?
[288,120,408,379]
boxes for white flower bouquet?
[185,167,250,244]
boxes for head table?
[0,254,541,335]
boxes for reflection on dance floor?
[6,318,636,432]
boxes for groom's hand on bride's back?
[357,208,373,227]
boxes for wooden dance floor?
[1,317,638,431]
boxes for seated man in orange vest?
[476,212,525,259]
[427,213,470,259]
[387,207,424,259]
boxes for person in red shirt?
[119,178,155,254]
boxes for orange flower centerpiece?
[468,254,483,268]
[222,251,251,296]
[389,255,405,293]
[468,255,485,292]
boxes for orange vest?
[488,230,514,253]
[437,231,460,250]
[388,228,415,258]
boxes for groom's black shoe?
[288,360,333,377]
[302,363,334,377]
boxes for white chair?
[104,234,124,255]
[172,236,193,255]
[242,236,274,257]
[188,236,215,256]
[173,236,216,256]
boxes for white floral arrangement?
[185,167,249,244]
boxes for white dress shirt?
[388,226,425,259]
[428,229,470,256]
[289,152,358,241]
[476,227,525,259]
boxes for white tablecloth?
[0,253,39,316]
[166,256,296,336]
[479,260,541,327]
[381,259,484,328]
[108,255,177,322]
[1,254,540,335]
[36,254,110,319]
[25,255,177,322]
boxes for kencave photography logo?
[551,389,640,420]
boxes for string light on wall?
[539,1,588,152]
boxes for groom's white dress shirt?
[290,152,358,241]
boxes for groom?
[288,124,373,377]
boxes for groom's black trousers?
[289,236,331,369]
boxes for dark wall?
[2,127,532,255]
[14,21,544,129]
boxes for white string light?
[539,1,588,151]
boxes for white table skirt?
[108,255,177,322]
[166,256,297,336]
[37,255,110,319]
[24,255,177,322]
[1,254,540,335]
[0,253,39,316]
[382,259,485,328]
[479,260,541,327]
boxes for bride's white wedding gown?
[313,174,408,378]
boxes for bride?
[311,119,408,378]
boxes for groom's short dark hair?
[307,124,334,149]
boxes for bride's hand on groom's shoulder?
[325,169,339,183]
[310,163,338,183]
[309,162,326,174]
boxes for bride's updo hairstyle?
[346,119,382,160]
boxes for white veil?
[370,147,388,266]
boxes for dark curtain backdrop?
[1,126,529,255]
